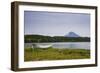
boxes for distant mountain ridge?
[25,33,90,43]
[65,32,80,37]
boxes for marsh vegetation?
[24,47,90,61]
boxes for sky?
[24,11,90,37]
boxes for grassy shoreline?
[24,47,90,61]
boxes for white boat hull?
[32,44,52,48]
[36,44,52,48]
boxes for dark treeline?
[24,35,90,43]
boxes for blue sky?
[24,11,90,37]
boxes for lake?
[25,42,90,50]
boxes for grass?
[24,47,90,61]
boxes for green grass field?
[24,47,90,61]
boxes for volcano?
[65,32,80,37]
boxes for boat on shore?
[32,43,52,48]
[32,39,52,48]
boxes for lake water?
[25,42,90,50]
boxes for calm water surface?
[25,42,90,50]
